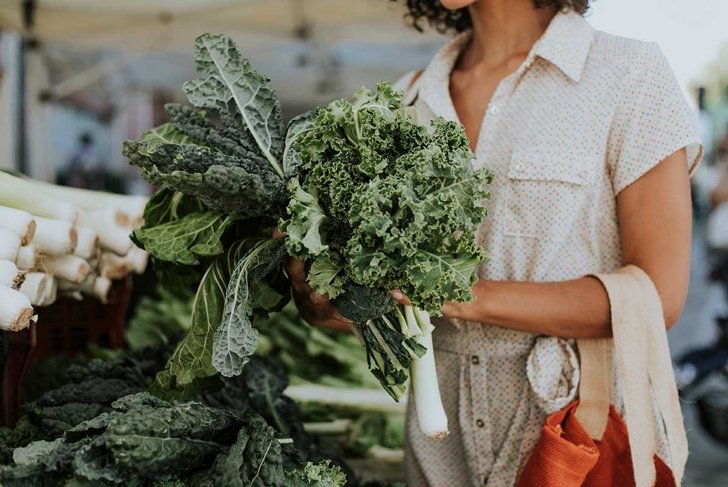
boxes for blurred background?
[0,0,727,485]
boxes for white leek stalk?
[99,251,130,279]
[0,228,22,261]
[0,260,25,289]
[5,173,147,224]
[42,275,58,306]
[74,227,98,260]
[0,206,36,245]
[78,209,133,255]
[60,273,111,302]
[19,272,55,306]
[0,173,78,222]
[87,275,112,302]
[15,245,39,270]
[43,255,90,284]
[0,284,35,331]
[32,217,77,256]
[127,246,149,274]
[402,305,449,440]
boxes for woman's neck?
[459,0,558,70]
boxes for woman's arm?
[439,149,693,339]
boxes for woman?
[288,0,703,485]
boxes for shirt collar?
[416,11,595,119]
[532,10,595,83]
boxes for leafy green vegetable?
[126,287,194,351]
[213,238,285,377]
[285,459,347,486]
[124,34,491,444]
[1,352,349,486]
[151,239,262,393]
[281,83,492,438]
[133,211,235,265]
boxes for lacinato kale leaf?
[212,238,286,377]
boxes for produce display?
[124,33,492,440]
[0,346,348,486]
[0,171,149,331]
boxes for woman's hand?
[274,227,351,331]
[285,257,352,332]
[391,289,474,320]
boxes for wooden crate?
[33,277,131,359]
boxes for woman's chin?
[440,0,478,10]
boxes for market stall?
[0,3,445,484]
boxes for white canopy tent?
[0,0,443,178]
[0,0,444,107]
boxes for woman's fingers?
[285,257,307,287]
[309,289,330,305]
[390,289,412,306]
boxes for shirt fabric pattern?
[395,10,703,487]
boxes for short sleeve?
[607,42,703,195]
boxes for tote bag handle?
[576,266,688,487]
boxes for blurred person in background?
[707,128,728,252]
[62,132,102,189]
[290,0,702,484]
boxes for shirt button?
[488,105,500,115]
[514,163,525,172]
[471,355,480,365]
[475,418,485,428]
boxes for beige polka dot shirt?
[395,10,703,487]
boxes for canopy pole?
[15,0,35,174]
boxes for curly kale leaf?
[285,85,492,314]
[285,460,347,487]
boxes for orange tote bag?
[517,401,675,487]
[518,266,688,487]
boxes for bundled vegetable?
[124,33,492,439]
[282,85,491,438]
[0,174,149,319]
[0,285,35,331]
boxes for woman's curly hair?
[397,0,590,33]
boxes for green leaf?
[184,33,285,177]
[307,258,345,298]
[281,178,328,258]
[212,239,285,377]
[138,123,199,157]
[133,212,235,265]
[140,189,205,229]
[283,110,316,176]
[151,240,258,390]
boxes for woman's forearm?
[442,277,612,338]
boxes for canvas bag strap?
[577,265,688,487]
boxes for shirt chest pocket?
[503,146,600,239]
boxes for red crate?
[1,325,36,427]
[1,277,132,426]
[33,277,132,359]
